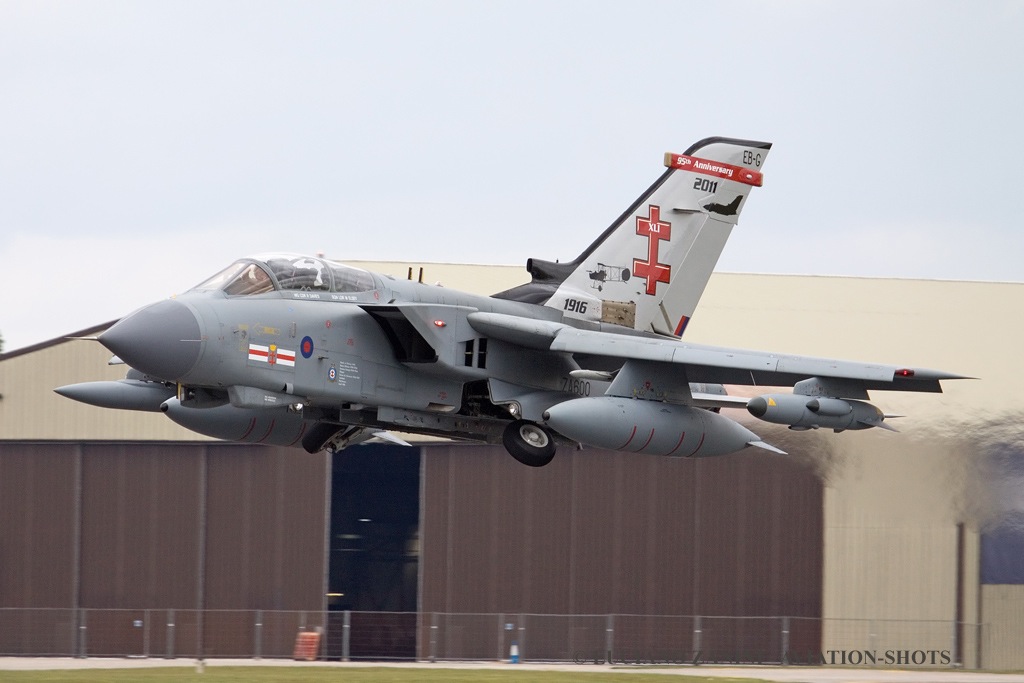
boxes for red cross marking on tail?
[632,205,672,296]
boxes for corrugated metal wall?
[979,585,1024,669]
[78,443,203,608]
[0,444,77,608]
[419,443,824,658]
[0,441,329,654]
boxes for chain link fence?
[0,609,1000,668]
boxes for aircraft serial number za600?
[561,377,591,396]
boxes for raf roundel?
[301,336,314,359]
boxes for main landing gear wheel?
[502,420,556,467]
[302,422,342,454]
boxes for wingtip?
[901,368,976,381]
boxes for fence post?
[321,608,328,661]
[342,610,351,662]
[692,615,702,663]
[518,614,526,663]
[429,612,438,663]
[950,618,957,668]
[606,614,615,664]
[781,616,790,664]
[143,609,151,658]
[254,610,262,660]
[196,608,203,664]
[497,613,505,661]
[78,609,87,658]
[976,621,983,669]
[166,610,175,659]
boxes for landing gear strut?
[502,420,556,467]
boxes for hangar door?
[326,444,420,659]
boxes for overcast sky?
[2,1,1023,351]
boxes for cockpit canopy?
[193,254,375,296]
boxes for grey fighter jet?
[56,137,965,466]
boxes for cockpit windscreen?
[192,255,374,296]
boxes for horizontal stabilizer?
[747,440,787,455]
[569,369,615,381]
[690,392,749,410]
[369,431,413,446]
[863,420,900,433]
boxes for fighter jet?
[56,136,965,466]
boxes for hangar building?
[1,263,1021,668]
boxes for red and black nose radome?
[99,299,202,382]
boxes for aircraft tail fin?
[495,137,771,336]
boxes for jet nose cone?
[100,299,202,381]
